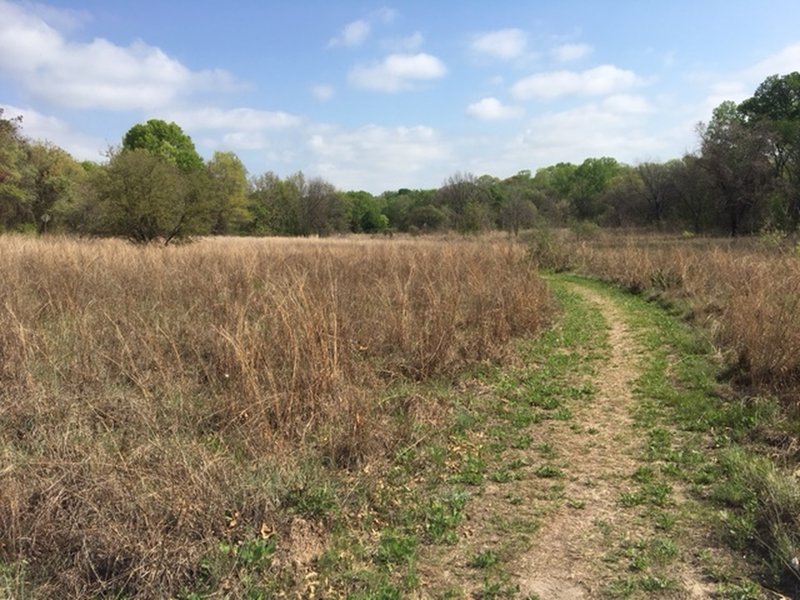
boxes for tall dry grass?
[535,231,800,392]
[0,234,551,598]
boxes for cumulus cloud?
[0,0,240,111]
[466,97,524,120]
[348,53,446,92]
[552,43,593,63]
[307,124,451,193]
[471,28,528,61]
[1,104,107,160]
[505,97,672,168]
[511,64,641,101]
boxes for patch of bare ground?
[417,282,717,599]
[517,284,714,599]
[516,284,641,598]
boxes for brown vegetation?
[534,230,800,392]
[0,234,551,598]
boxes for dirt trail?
[515,284,642,598]
[516,283,712,599]
[417,281,717,599]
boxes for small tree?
[206,151,250,234]
[24,142,83,234]
[95,149,208,244]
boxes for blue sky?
[3,0,800,194]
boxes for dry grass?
[0,234,551,598]
[534,230,800,392]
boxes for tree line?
[3,72,800,242]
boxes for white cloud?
[0,0,240,110]
[1,104,107,160]
[157,107,302,153]
[697,42,800,114]
[22,2,90,32]
[328,8,398,48]
[602,94,652,114]
[505,99,671,167]
[466,97,524,120]
[745,42,800,81]
[471,28,528,61]
[329,19,370,48]
[552,43,593,63]
[382,31,424,52]
[163,107,302,131]
[348,53,446,92]
[311,84,335,101]
[307,124,451,193]
[511,65,641,101]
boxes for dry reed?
[0,234,551,597]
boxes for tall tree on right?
[698,101,772,236]
[739,72,800,231]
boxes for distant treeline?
[2,72,800,242]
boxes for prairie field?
[5,231,800,598]
[0,234,552,598]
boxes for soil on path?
[416,281,717,599]
[516,283,642,598]
[516,283,713,599]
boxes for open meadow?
[0,234,552,598]
[3,231,800,598]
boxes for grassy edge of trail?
[169,273,798,599]
[9,270,795,599]
[553,273,800,599]
[305,279,610,599]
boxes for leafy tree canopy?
[122,119,204,172]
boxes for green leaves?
[123,119,204,172]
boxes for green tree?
[526,164,576,225]
[699,101,773,236]
[249,172,302,235]
[342,190,388,233]
[95,149,207,244]
[570,157,622,222]
[0,109,32,231]
[739,72,800,230]
[436,172,491,233]
[636,162,675,228]
[24,142,83,234]
[206,151,250,234]
[601,168,646,227]
[122,119,204,172]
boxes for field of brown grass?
[0,235,552,598]
[534,230,800,395]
